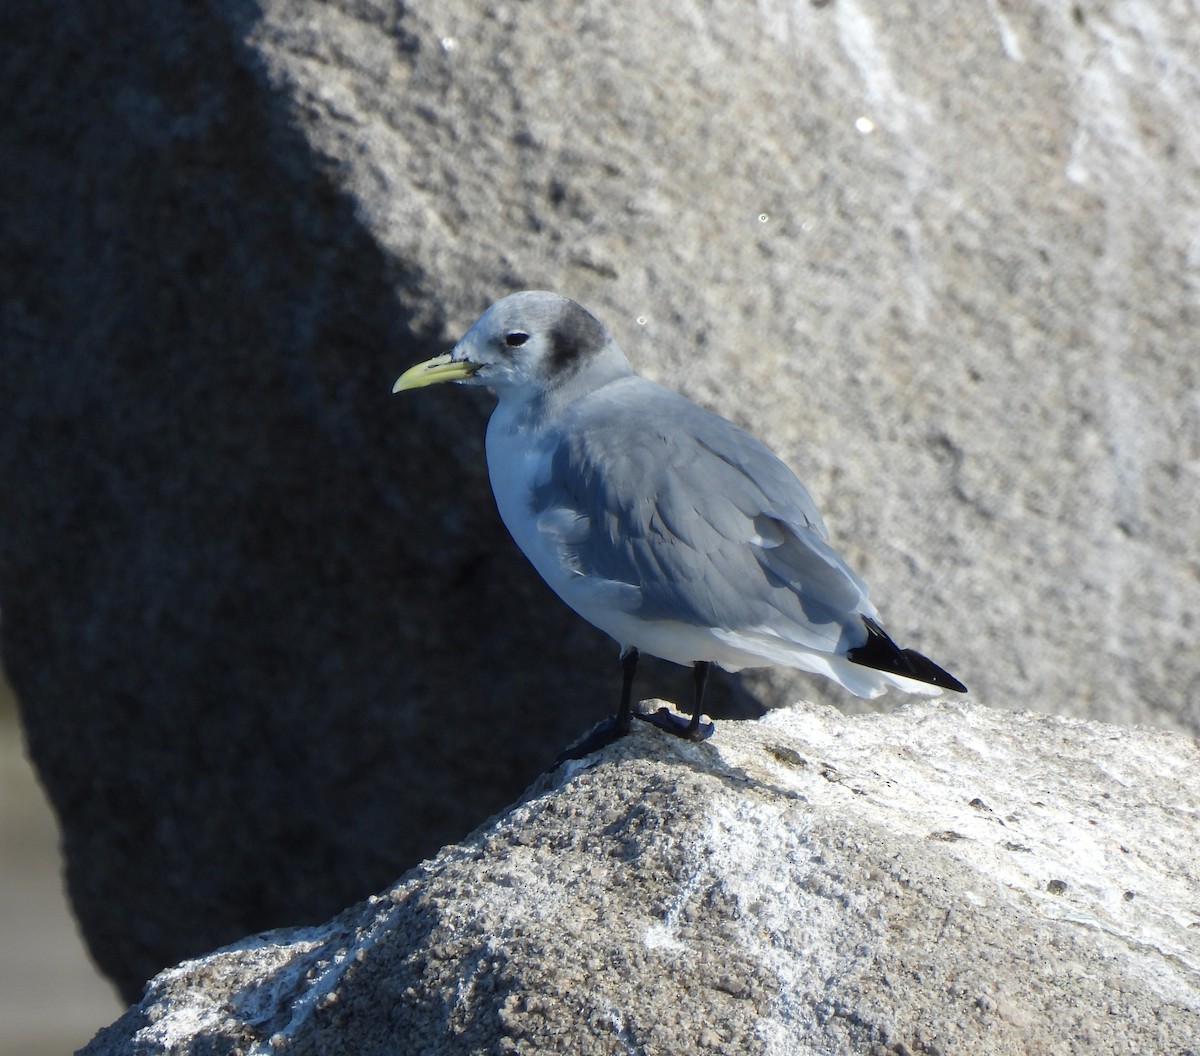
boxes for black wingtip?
[847,616,967,693]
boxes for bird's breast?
[484,405,646,635]
[485,410,566,580]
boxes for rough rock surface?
[3,0,1199,999]
[82,700,1200,1055]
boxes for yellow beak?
[392,353,479,393]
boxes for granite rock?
[2,0,1198,999]
[82,701,1200,1055]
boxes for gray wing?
[533,378,873,652]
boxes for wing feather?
[530,377,873,653]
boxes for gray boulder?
[3,0,1198,1000]
[82,701,1200,1055]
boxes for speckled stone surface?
[83,701,1200,1055]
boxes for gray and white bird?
[394,292,965,751]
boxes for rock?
[3,0,1199,1000]
[81,701,1200,1055]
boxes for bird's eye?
[505,331,529,348]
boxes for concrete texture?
[82,701,1200,1055]
[2,0,1198,1002]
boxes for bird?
[394,291,965,755]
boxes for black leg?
[551,647,640,768]
[614,646,639,735]
[686,661,711,740]
[636,660,715,742]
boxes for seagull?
[394,292,965,754]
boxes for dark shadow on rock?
[0,1,763,1002]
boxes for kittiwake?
[394,291,965,751]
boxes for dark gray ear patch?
[547,306,607,376]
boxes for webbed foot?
[636,706,714,743]
[552,713,632,768]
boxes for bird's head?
[393,291,632,401]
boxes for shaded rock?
[83,701,1200,1055]
[3,0,1199,1000]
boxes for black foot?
[552,712,632,768]
[636,706,715,743]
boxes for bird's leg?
[687,661,711,740]
[636,659,715,742]
[614,646,639,735]
[551,647,639,768]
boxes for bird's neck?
[495,361,636,432]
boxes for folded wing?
[531,378,876,656]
